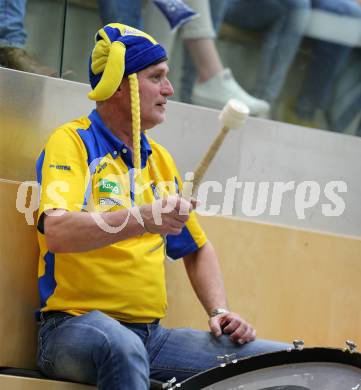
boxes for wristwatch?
[210,308,229,317]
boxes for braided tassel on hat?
[88,23,171,204]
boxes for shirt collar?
[89,109,153,167]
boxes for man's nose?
[162,78,174,97]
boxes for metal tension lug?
[217,353,237,367]
[345,340,357,353]
[164,377,177,389]
[293,339,305,351]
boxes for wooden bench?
[0,179,97,388]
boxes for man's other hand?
[139,196,198,235]
[209,312,256,344]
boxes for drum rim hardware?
[169,346,361,389]
[217,353,238,367]
[292,339,305,351]
[345,339,358,353]
[164,377,180,389]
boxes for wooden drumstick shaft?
[182,126,230,199]
[193,126,230,193]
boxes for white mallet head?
[219,99,250,130]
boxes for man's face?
[137,61,174,129]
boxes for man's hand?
[139,195,198,235]
[208,312,256,344]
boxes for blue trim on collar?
[88,109,124,154]
[88,109,152,168]
[140,132,152,168]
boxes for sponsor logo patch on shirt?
[97,162,108,174]
[99,197,123,206]
[99,179,121,194]
[49,164,71,171]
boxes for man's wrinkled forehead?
[139,60,169,75]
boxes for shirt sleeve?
[37,127,89,225]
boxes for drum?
[169,347,361,389]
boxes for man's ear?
[114,86,122,96]
[114,78,129,97]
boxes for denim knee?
[96,322,150,387]
[85,311,149,368]
[101,325,147,362]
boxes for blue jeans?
[37,310,289,389]
[295,0,361,120]
[327,60,361,137]
[180,0,310,104]
[335,90,361,137]
[97,0,143,28]
[225,0,311,103]
[0,0,27,48]
[332,92,361,137]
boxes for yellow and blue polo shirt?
[36,109,207,323]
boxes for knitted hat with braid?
[88,24,168,203]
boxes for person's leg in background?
[255,0,310,104]
[224,0,311,106]
[325,46,361,135]
[295,0,361,124]
[295,41,351,123]
[334,91,361,136]
[0,0,27,48]
[181,0,223,84]
[97,0,143,28]
[98,0,176,53]
[180,0,270,116]
[328,79,361,135]
[0,0,55,76]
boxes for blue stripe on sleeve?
[166,226,199,260]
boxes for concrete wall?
[1,67,360,237]
[163,215,361,347]
[152,103,361,238]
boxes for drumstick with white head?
[182,99,250,201]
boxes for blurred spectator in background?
[98,0,143,29]
[228,0,311,107]
[182,0,270,115]
[292,0,361,129]
[326,47,361,137]
[0,0,56,76]
[182,0,311,114]
[97,0,270,116]
[332,84,361,137]
[182,0,311,113]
